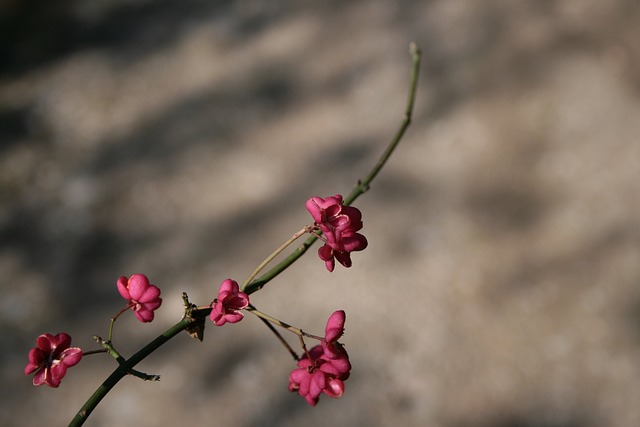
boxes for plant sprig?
[67,42,421,427]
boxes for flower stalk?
[242,42,421,294]
[241,226,312,291]
[245,305,324,342]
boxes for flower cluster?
[24,333,83,388]
[20,42,421,423]
[117,274,163,323]
[306,195,368,272]
[288,310,351,406]
[210,279,250,326]
[25,198,361,406]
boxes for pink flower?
[24,333,83,388]
[210,279,250,326]
[288,346,347,406]
[288,310,351,405]
[306,195,367,272]
[117,274,162,322]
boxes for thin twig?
[243,42,421,295]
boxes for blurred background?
[2,0,640,426]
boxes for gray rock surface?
[2,1,640,426]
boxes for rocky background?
[2,1,640,426]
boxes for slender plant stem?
[82,349,107,357]
[245,305,324,341]
[108,304,132,342]
[344,42,421,205]
[93,336,161,381]
[243,42,421,295]
[241,226,310,291]
[254,314,300,361]
[68,308,211,427]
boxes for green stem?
[81,349,107,357]
[241,226,310,291]
[243,42,421,295]
[243,233,320,295]
[68,308,211,427]
[245,305,324,341]
[108,303,134,341]
[253,313,300,361]
[93,336,161,381]
[344,42,421,205]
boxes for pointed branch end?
[409,42,421,57]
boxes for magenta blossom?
[24,333,83,388]
[306,195,367,272]
[288,346,348,406]
[117,274,162,322]
[289,310,351,405]
[210,279,250,326]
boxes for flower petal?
[127,274,150,300]
[44,367,61,388]
[324,258,335,272]
[305,198,324,223]
[227,294,249,310]
[334,251,352,268]
[138,284,161,303]
[60,347,83,367]
[52,332,72,350]
[25,348,46,374]
[341,234,368,252]
[324,378,345,398]
[318,244,333,261]
[309,371,326,400]
[325,310,346,343]
[32,367,47,386]
[219,279,238,295]
[141,299,162,312]
[221,311,244,324]
[324,355,351,378]
[51,363,68,382]
[36,334,54,353]
[134,309,155,323]
[116,276,131,300]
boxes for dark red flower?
[24,333,83,388]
